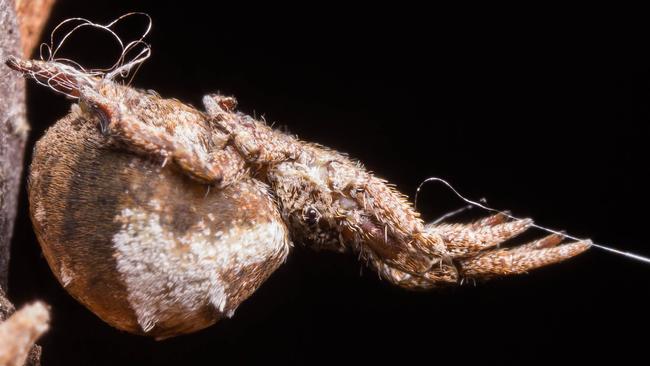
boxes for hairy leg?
[79,87,246,186]
[458,237,590,278]
[377,215,588,289]
[427,214,532,258]
[203,94,301,164]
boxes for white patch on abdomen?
[112,203,289,333]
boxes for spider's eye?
[304,207,320,226]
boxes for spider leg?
[203,94,301,164]
[427,215,532,258]
[367,233,588,289]
[109,114,227,183]
[458,238,590,278]
[78,87,245,186]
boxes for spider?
[6,55,590,339]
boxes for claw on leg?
[510,233,564,253]
[469,212,510,228]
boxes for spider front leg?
[427,214,590,280]
[457,234,591,278]
[78,86,246,186]
[376,218,589,289]
[428,213,533,257]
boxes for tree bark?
[0,293,48,366]
[15,0,56,57]
[1,0,55,299]
[1,1,54,364]
[0,0,29,292]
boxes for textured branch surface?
[0,299,49,366]
[1,0,29,291]
[14,0,56,57]
[1,2,45,364]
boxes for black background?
[7,2,649,365]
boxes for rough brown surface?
[0,287,16,321]
[1,288,43,366]
[14,0,56,57]
[0,299,49,366]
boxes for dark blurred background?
[7,2,649,365]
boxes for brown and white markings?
[6,55,590,338]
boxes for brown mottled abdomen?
[29,111,290,338]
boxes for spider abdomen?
[29,110,290,338]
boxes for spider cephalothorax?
[6,55,590,338]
